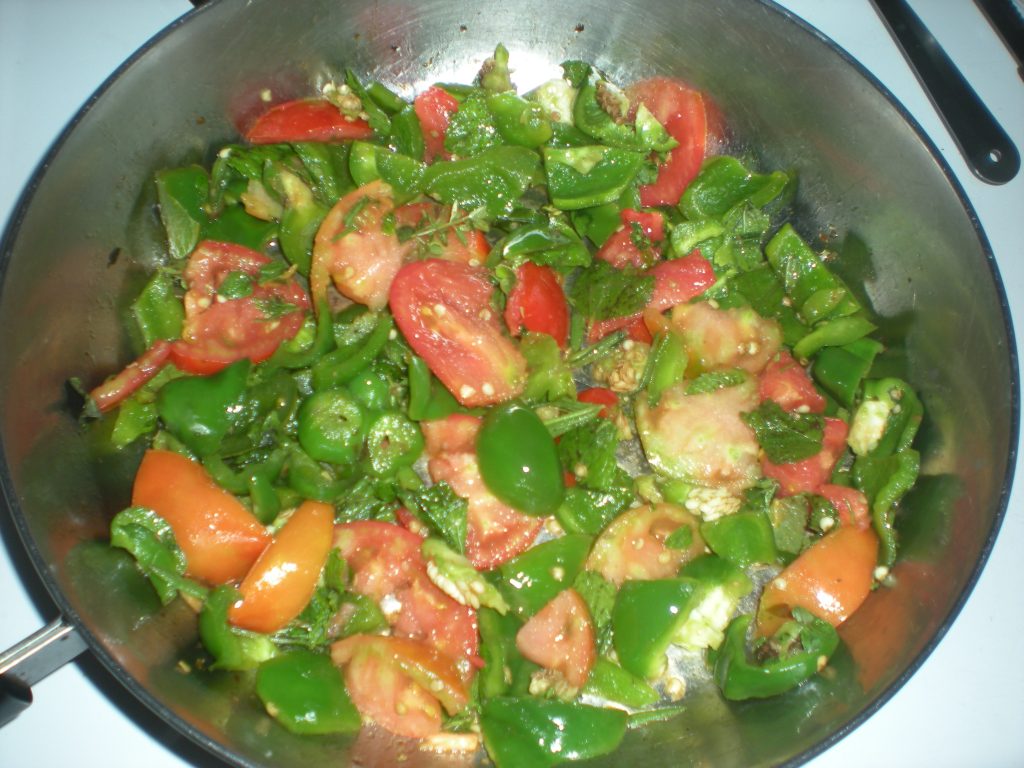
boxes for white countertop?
[1,1,1022,766]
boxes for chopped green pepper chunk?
[255,649,361,734]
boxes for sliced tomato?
[577,387,618,419]
[414,85,459,162]
[762,417,849,496]
[625,315,654,344]
[818,484,871,530]
[669,301,782,375]
[390,259,527,407]
[334,521,479,669]
[516,588,595,688]
[503,262,570,347]
[757,525,879,637]
[245,99,374,144]
[587,503,705,585]
[312,180,413,311]
[89,340,171,413]
[595,209,665,269]
[588,251,716,342]
[171,240,308,375]
[422,415,543,570]
[229,500,334,633]
[759,351,826,413]
[626,77,708,207]
[131,449,270,584]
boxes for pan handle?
[0,619,87,727]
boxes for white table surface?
[1,1,1022,766]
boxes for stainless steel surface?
[0,0,1017,766]
[0,619,86,689]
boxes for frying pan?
[0,0,1020,765]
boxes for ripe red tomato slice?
[229,500,334,633]
[626,77,708,207]
[171,240,308,375]
[818,484,871,530]
[595,209,665,269]
[89,340,171,413]
[759,351,826,413]
[414,86,459,162]
[421,416,543,570]
[503,262,570,348]
[245,99,374,144]
[588,251,716,342]
[131,449,270,584]
[757,525,879,637]
[516,588,596,688]
[762,417,850,496]
[333,521,479,669]
[390,259,527,407]
[312,180,413,311]
[577,387,618,419]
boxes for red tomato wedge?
[390,259,527,407]
[331,634,470,738]
[757,525,879,637]
[577,387,618,419]
[818,484,871,530]
[229,500,334,633]
[503,262,570,347]
[595,209,665,269]
[414,86,460,162]
[421,416,543,570]
[759,351,826,413]
[516,588,596,688]
[89,340,171,413]
[312,180,413,311]
[588,251,716,342]
[626,77,708,207]
[762,417,849,496]
[333,521,479,669]
[131,449,270,584]
[587,503,705,585]
[245,98,373,144]
[171,240,308,375]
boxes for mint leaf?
[741,400,824,464]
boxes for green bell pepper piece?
[680,155,790,220]
[156,359,250,457]
[488,92,554,147]
[265,163,327,276]
[406,354,462,421]
[388,105,426,160]
[423,145,541,216]
[199,586,277,671]
[477,403,565,516]
[349,141,426,198]
[255,649,361,734]
[203,204,279,253]
[765,224,861,324]
[247,470,281,525]
[297,389,365,465]
[293,141,355,206]
[363,411,424,476]
[675,555,754,651]
[480,697,627,768]
[642,330,688,407]
[572,80,675,152]
[478,43,513,93]
[582,657,660,709]
[344,69,390,135]
[130,271,184,348]
[857,378,924,458]
[268,299,335,369]
[612,578,698,679]
[543,146,645,210]
[491,218,592,272]
[366,81,406,114]
[730,264,810,348]
[313,311,393,391]
[555,485,634,536]
[811,337,884,408]
[285,445,351,501]
[712,609,839,700]
[699,511,779,567]
[155,165,208,260]
[494,534,593,618]
[792,315,877,361]
[478,607,536,699]
[854,448,921,567]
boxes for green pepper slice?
[297,389,365,465]
[699,510,780,567]
[199,586,276,671]
[255,649,361,734]
[156,358,250,457]
[477,403,565,516]
[581,657,660,709]
[363,411,424,476]
[494,534,593,618]
[612,578,698,679]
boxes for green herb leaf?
[567,261,654,321]
[110,506,207,605]
[664,526,694,550]
[741,400,824,464]
[398,481,469,554]
[557,418,630,491]
[686,369,748,395]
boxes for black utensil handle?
[0,619,87,728]
[871,0,1020,184]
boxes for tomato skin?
[759,351,826,413]
[762,417,849,496]
[421,416,543,570]
[172,240,309,374]
[245,99,373,144]
[131,449,270,584]
[312,180,412,311]
[757,525,879,636]
[503,262,570,348]
[626,78,708,207]
[333,521,479,668]
[818,484,871,530]
[595,209,665,269]
[414,86,459,162]
[516,588,595,688]
[229,500,334,633]
[588,252,716,341]
[89,340,171,412]
[577,387,618,419]
[390,259,527,407]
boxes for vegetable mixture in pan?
[83,44,923,766]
